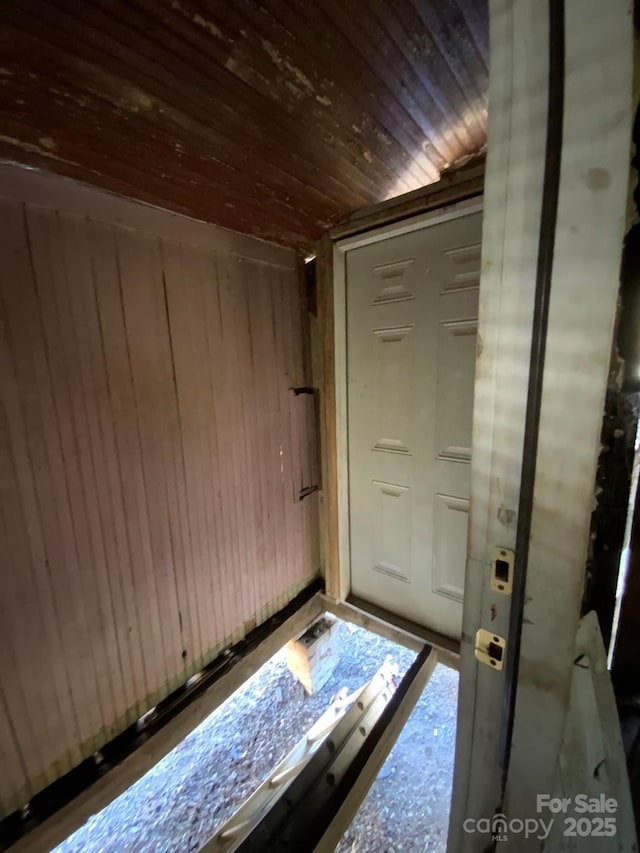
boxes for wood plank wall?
[0,165,319,817]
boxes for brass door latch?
[475,629,506,670]
[491,546,514,595]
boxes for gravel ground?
[53,620,457,853]
[335,662,458,853]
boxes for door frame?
[318,175,484,650]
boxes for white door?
[346,209,481,639]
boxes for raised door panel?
[346,209,482,639]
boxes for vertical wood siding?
[0,168,319,816]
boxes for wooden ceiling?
[0,1,488,250]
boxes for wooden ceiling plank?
[0,139,307,252]
[284,0,450,174]
[449,0,489,68]
[306,0,460,168]
[189,0,413,195]
[380,0,487,147]
[27,0,368,217]
[0,0,489,248]
[12,0,370,218]
[0,59,322,244]
[159,0,440,192]
[126,0,388,202]
[407,0,489,113]
[0,83,314,250]
[134,0,379,206]
[355,0,473,159]
[230,0,436,190]
[364,0,480,154]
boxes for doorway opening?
[52,616,456,852]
